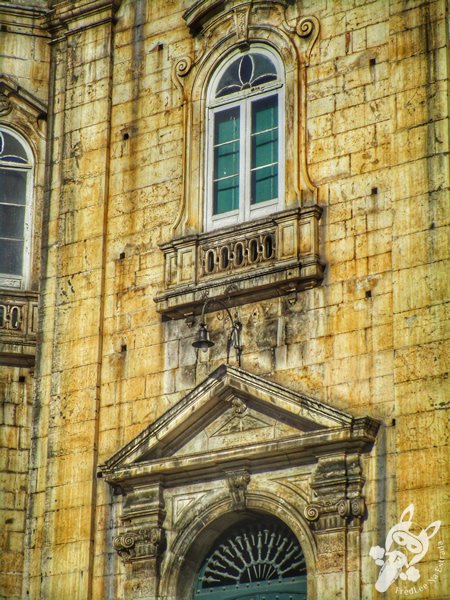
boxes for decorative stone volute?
[113,527,166,564]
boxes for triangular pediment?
[100,366,379,488]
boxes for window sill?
[154,206,324,320]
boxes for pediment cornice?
[99,365,380,490]
[0,75,47,118]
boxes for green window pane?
[251,164,278,204]
[0,239,23,275]
[0,169,27,204]
[251,95,278,204]
[252,129,278,168]
[214,107,240,144]
[213,107,240,215]
[252,95,278,133]
[214,176,239,215]
[214,141,239,178]
[0,204,25,239]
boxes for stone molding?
[0,2,49,35]
[99,365,380,487]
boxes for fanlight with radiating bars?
[194,518,307,599]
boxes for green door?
[193,517,307,600]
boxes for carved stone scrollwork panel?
[113,531,137,562]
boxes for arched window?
[194,516,307,599]
[0,127,34,289]
[205,46,284,231]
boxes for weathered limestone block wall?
[24,2,118,598]
[90,1,447,598]
[0,373,34,599]
[0,2,49,598]
[22,0,448,599]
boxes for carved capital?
[113,527,166,563]
[113,531,136,561]
[305,495,366,530]
[305,453,367,531]
[226,468,250,511]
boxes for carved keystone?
[226,468,251,511]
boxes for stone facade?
[0,0,448,599]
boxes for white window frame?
[205,45,285,232]
[0,126,34,290]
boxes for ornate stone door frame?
[99,365,380,599]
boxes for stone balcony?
[0,290,39,367]
[155,206,324,320]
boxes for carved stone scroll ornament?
[113,527,165,563]
[226,469,251,511]
[172,56,194,96]
[281,15,320,65]
[304,496,367,530]
[0,92,12,117]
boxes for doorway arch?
[193,515,307,600]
